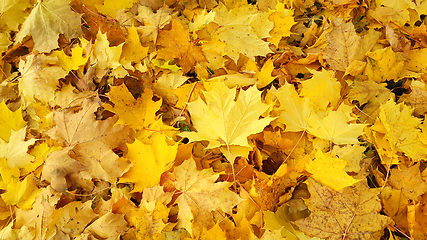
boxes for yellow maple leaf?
[0,101,26,142]
[105,84,177,141]
[18,53,67,105]
[365,47,404,83]
[131,201,169,240]
[306,110,366,145]
[300,69,341,110]
[306,150,361,191]
[119,134,177,193]
[0,0,32,31]
[375,99,427,161]
[272,81,313,132]
[267,2,295,47]
[92,30,124,70]
[14,0,82,53]
[212,4,272,62]
[151,59,181,72]
[95,0,138,18]
[373,0,412,26]
[156,71,189,90]
[405,48,427,74]
[331,144,366,173]
[252,58,276,88]
[174,159,242,236]
[190,9,216,32]
[180,81,275,162]
[0,127,36,168]
[201,223,227,240]
[51,45,89,72]
[207,73,257,88]
[0,163,40,209]
[122,25,149,63]
[26,142,60,176]
[0,32,11,52]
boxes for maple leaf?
[306,150,361,191]
[105,83,177,141]
[407,193,427,239]
[0,127,36,168]
[306,110,366,145]
[388,163,427,200]
[18,53,67,104]
[51,45,89,72]
[86,212,128,238]
[271,81,313,132]
[267,2,295,47]
[300,69,341,110]
[373,99,427,161]
[331,144,366,173]
[365,47,405,83]
[122,25,149,63]
[92,30,124,70]
[0,0,32,31]
[180,81,275,162]
[405,48,427,73]
[0,32,11,52]
[189,9,216,32]
[207,73,257,88]
[0,162,40,209]
[245,58,276,88]
[174,159,242,236]
[323,18,379,72]
[130,193,170,240]
[119,134,177,193]
[348,80,394,123]
[0,101,26,142]
[156,70,189,90]
[135,5,172,43]
[294,178,391,240]
[381,187,409,234]
[212,4,272,62]
[15,0,82,53]
[43,96,133,192]
[53,201,98,237]
[95,0,138,18]
[13,186,60,239]
[156,19,206,73]
[398,80,427,116]
[371,0,413,26]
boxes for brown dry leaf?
[348,80,394,123]
[399,80,427,116]
[156,19,206,73]
[388,163,427,200]
[43,96,133,192]
[293,178,391,240]
[174,159,243,236]
[323,18,379,72]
